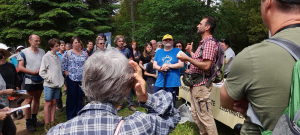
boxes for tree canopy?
[0,0,116,49]
[113,0,268,53]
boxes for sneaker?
[32,118,44,127]
[117,106,122,111]
[57,107,64,112]
[44,123,51,133]
[26,122,36,132]
[16,112,24,120]
[50,121,56,128]
[12,112,17,118]
[129,106,137,111]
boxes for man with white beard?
[153,34,184,107]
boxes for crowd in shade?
[1,0,299,134]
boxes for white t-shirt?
[224,47,235,75]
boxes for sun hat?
[16,45,25,50]
[0,43,11,58]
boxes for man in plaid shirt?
[47,49,180,135]
[177,16,218,135]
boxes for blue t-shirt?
[119,48,132,59]
[11,57,18,69]
[154,48,181,87]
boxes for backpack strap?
[266,38,300,61]
[114,120,124,135]
[247,38,300,131]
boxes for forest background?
[0,0,268,53]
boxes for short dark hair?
[219,39,230,47]
[173,40,186,51]
[204,16,217,34]
[48,38,60,48]
[275,0,300,13]
[87,40,93,44]
[149,51,155,57]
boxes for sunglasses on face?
[164,39,172,41]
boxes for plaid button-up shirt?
[189,35,218,86]
[47,90,180,135]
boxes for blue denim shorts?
[44,86,61,101]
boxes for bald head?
[150,40,157,50]
[28,34,40,48]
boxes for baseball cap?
[0,43,10,50]
[278,0,300,3]
[162,34,173,41]
[17,45,25,50]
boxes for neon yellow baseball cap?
[162,34,173,41]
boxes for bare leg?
[32,90,43,114]
[24,91,34,119]
[50,99,56,122]
[43,100,51,124]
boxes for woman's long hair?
[142,42,152,57]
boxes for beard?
[197,27,205,34]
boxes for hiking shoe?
[50,121,56,128]
[44,123,51,133]
[16,112,24,120]
[57,107,64,112]
[129,106,137,111]
[32,118,44,127]
[12,112,17,118]
[117,106,122,111]
[26,123,36,132]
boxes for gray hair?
[114,35,124,44]
[60,40,65,44]
[81,48,134,105]
[157,41,162,44]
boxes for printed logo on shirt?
[162,55,172,64]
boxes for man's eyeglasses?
[98,43,105,45]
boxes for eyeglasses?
[98,43,105,45]
[176,45,182,47]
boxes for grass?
[19,89,235,135]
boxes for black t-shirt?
[0,62,19,89]
[145,62,157,84]
[86,49,93,57]
[139,54,151,65]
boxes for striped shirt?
[189,35,218,86]
[47,90,180,135]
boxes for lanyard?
[274,23,300,35]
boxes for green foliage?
[114,0,268,53]
[0,0,116,48]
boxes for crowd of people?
[0,0,299,134]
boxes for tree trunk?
[130,0,135,41]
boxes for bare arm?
[220,85,234,110]
[18,60,37,75]
[139,60,146,70]
[153,61,161,70]
[177,54,212,71]
[168,59,184,69]
[225,58,230,64]
[144,71,157,78]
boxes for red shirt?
[189,35,218,86]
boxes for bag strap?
[114,120,124,135]
[266,38,300,61]
[247,38,300,131]
[67,50,71,60]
